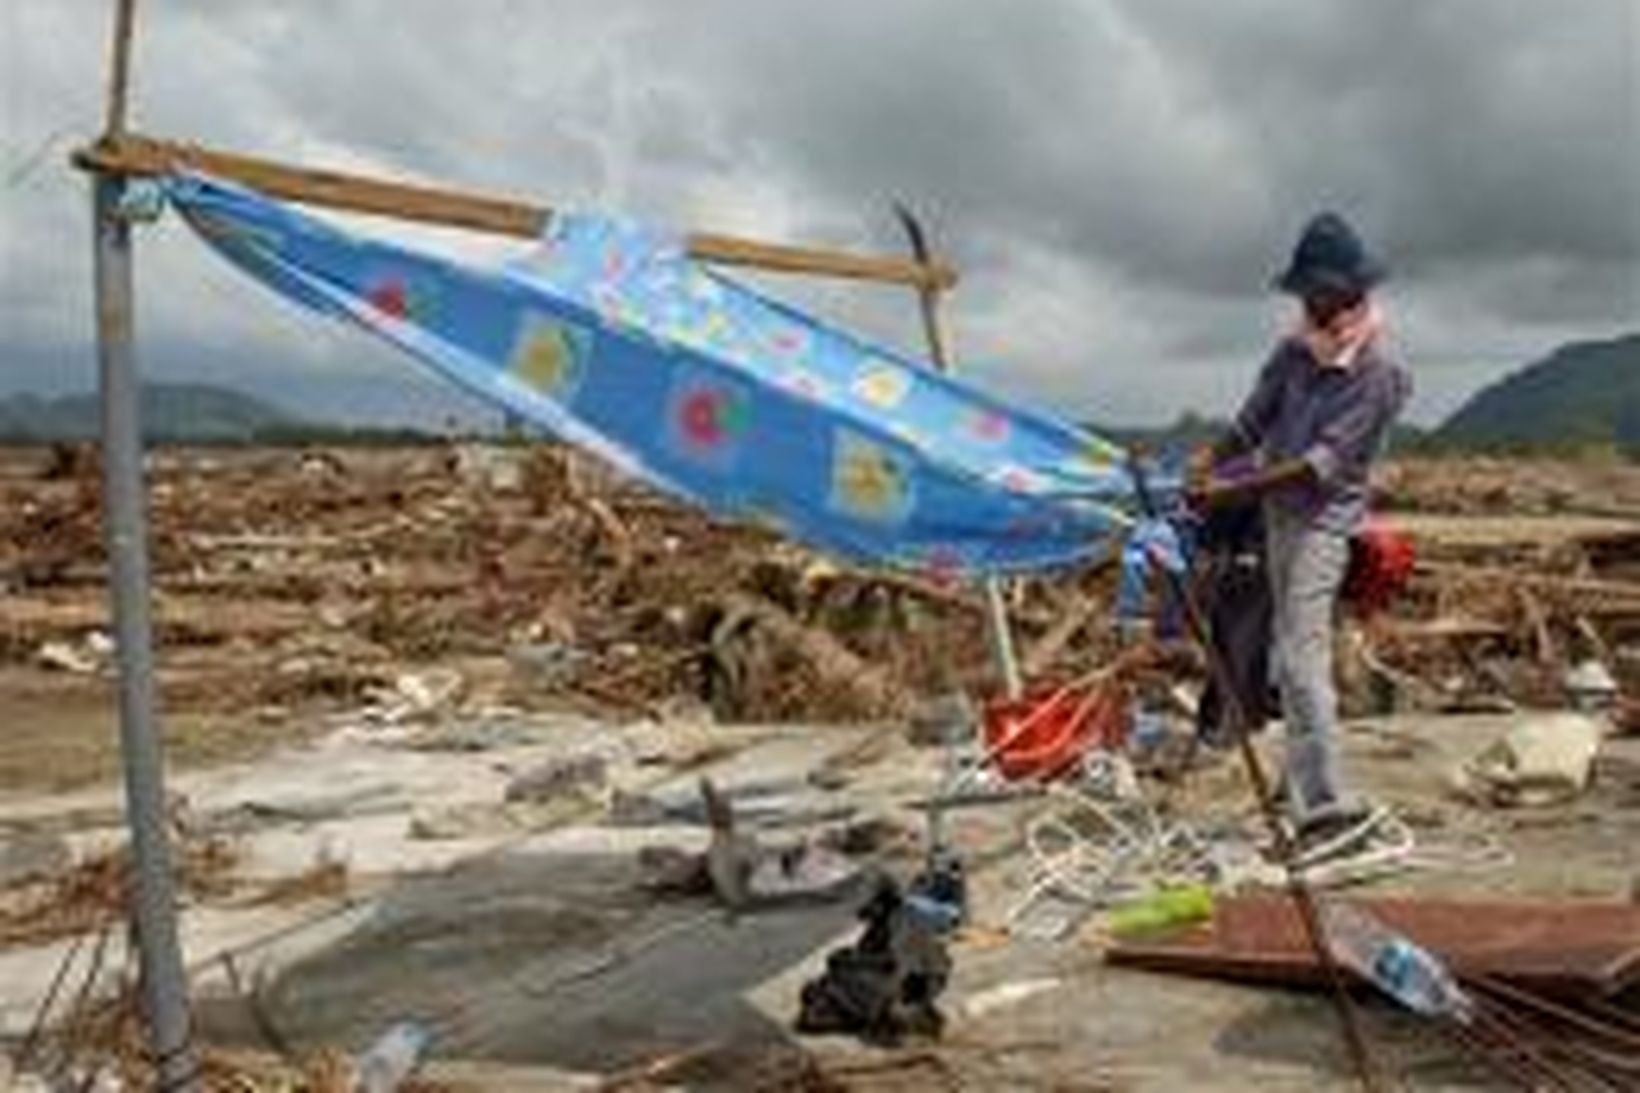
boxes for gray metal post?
[93,172,200,1091]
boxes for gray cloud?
[3,0,1636,428]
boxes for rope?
[1004,778,1219,936]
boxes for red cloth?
[1344,520,1415,616]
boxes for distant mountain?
[0,383,299,443]
[1435,333,1640,451]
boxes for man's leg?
[1266,508,1353,827]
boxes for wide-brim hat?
[1273,211,1387,296]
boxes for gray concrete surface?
[2,711,1636,1089]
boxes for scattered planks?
[708,592,910,718]
[1416,561,1640,611]
[1022,593,1104,678]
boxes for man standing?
[1191,212,1410,863]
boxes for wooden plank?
[1415,561,1640,602]
[75,132,542,236]
[1108,894,1640,1000]
[1377,617,1510,642]
[686,229,956,288]
[71,134,959,290]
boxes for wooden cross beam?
[72,133,959,291]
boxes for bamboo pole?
[72,133,959,290]
[893,203,1023,700]
[102,0,137,139]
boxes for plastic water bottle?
[353,1021,430,1093]
[1129,709,1172,754]
[1321,903,1474,1023]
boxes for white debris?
[35,639,100,674]
[960,977,1062,1019]
[1453,711,1605,807]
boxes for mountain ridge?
[0,382,299,443]
[6,333,1635,451]
[1434,332,1640,451]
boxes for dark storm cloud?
[3,0,1636,426]
[643,0,1639,301]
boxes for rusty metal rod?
[1469,996,1605,1092]
[1469,977,1640,1055]
[1125,456,1388,1093]
[1445,1017,1562,1092]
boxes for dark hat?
[1273,211,1386,296]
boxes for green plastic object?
[1107,884,1215,938]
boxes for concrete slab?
[2,711,1634,1089]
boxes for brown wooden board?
[1107,893,1640,1000]
[72,134,958,290]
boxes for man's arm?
[1194,364,1409,511]
[1194,456,1314,509]
[1300,365,1410,486]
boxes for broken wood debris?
[5,444,1635,737]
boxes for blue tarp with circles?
[162,173,1148,577]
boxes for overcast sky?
[3,0,1637,427]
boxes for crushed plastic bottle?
[353,1021,430,1093]
[1321,902,1474,1023]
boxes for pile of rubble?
[1377,454,1640,517]
[2,443,1636,741]
[0,443,1122,731]
[2,440,1638,1091]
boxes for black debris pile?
[795,876,950,1044]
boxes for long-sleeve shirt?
[1230,336,1411,533]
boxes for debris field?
[1,442,1638,1091]
[4,443,1637,781]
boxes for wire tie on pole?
[113,178,167,223]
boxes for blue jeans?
[1264,504,1356,827]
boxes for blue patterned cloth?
[162,174,1165,577]
[1117,517,1190,621]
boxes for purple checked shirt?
[1230,336,1411,533]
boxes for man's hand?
[1188,477,1251,512]
[1188,456,1317,513]
[1186,445,1215,494]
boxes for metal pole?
[92,0,200,1087]
[894,203,1023,699]
[94,169,201,1093]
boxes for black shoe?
[1291,805,1391,869]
